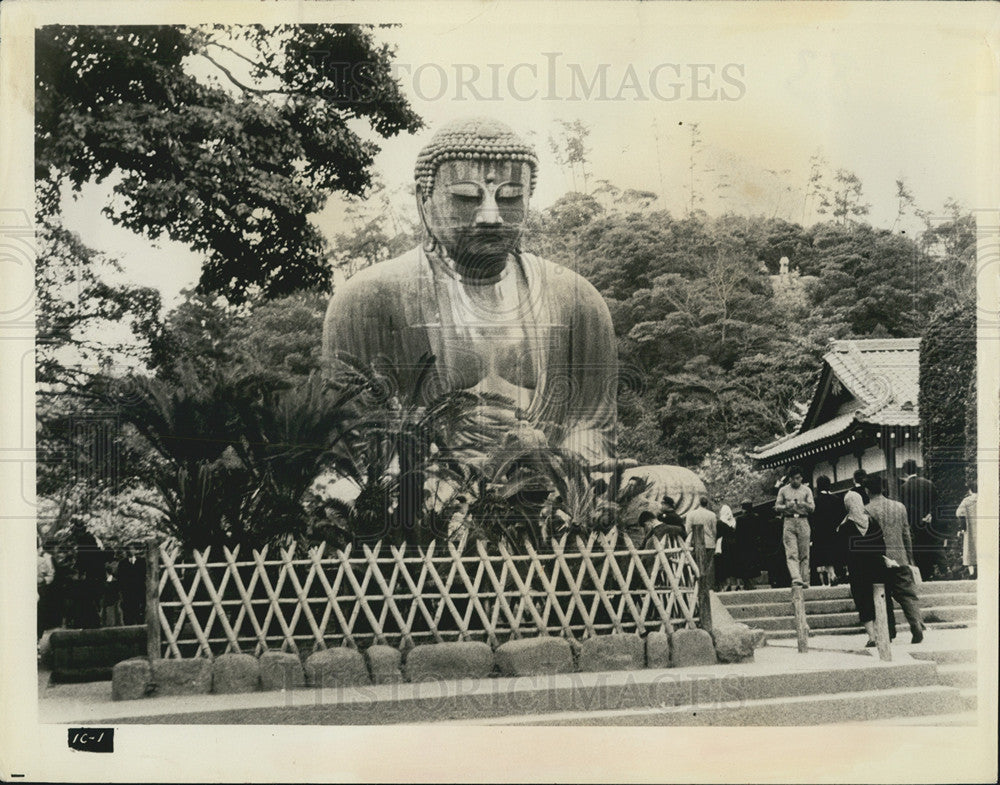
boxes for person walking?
[839,488,895,647]
[955,480,977,578]
[866,476,924,644]
[900,459,941,580]
[811,476,843,586]
[774,466,815,587]
[685,495,719,591]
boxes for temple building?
[749,338,921,498]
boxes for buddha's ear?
[415,193,437,252]
[415,191,430,226]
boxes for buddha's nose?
[475,191,503,226]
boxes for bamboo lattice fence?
[154,529,702,658]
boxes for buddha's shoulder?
[332,247,424,299]
[520,252,606,304]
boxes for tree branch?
[197,51,290,96]
[203,38,285,82]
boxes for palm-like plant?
[442,442,619,553]
[108,364,367,551]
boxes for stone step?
[958,688,978,712]
[451,685,966,726]
[763,621,971,639]
[910,648,977,665]
[718,585,852,603]
[748,605,976,632]
[91,655,942,726]
[717,579,978,606]
[727,593,977,620]
[936,663,977,689]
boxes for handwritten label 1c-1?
[68,728,114,753]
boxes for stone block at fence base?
[670,629,718,667]
[577,634,645,673]
[149,658,212,697]
[258,652,305,691]
[404,642,494,683]
[305,648,370,688]
[112,658,152,701]
[212,653,260,694]
[644,631,672,669]
[711,624,762,664]
[365,646,403,685]
[494,636,574,677]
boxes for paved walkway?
[766,624,979,656]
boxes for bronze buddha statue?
[322,117,617,467]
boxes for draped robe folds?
[322,247,617,465]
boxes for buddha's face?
[422,158,529,276]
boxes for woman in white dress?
[955,481,977,578]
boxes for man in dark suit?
[866,476,925,643]
[116,546,147,625]
[67,515,104,628]
[900,459,941,580]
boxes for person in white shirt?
[773,466,816,587]
[715,503,737,591]
[685,496,719,590]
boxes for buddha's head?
[414,117,538,278]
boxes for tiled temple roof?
[751,338,920,463]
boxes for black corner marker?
[68,728,114,753]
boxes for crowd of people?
[629,459,978,647]
[36,515,147,640]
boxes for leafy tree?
[149,290,248,383]
[919,300,976,522]
[36,24,422,302]
[547,119,593,194]
[35,24,421,510]
[151,288,327,385]
[228,291,328,380]
[804,223,939,337]
[36,222,164,389]
[696,447,776,506]
[891,177,930,232]
[920,201,977,308]
[828,169,871,225]
[34,221,164,500]
[329,219,417,279]
[802,150,831,224]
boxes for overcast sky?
[58,2,998,307]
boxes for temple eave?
[750,421,874,470]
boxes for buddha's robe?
[322,246,617,465]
